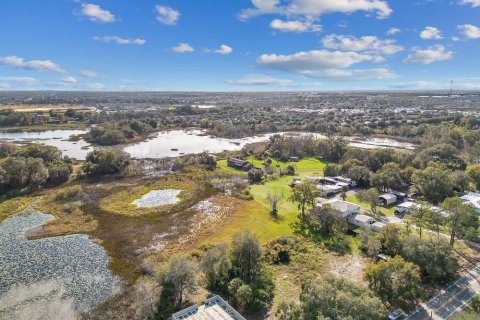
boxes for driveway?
[406,264,480,320]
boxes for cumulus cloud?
[270,19,321,32]
[458,24,480,39]
[61,76,77,84]
[80,4,115,23]
[93,36,146,45]
[207,44,233,55]
[459,0,480,7]
[403,45,454,64]
[322,34,404,55]
[420,26,443,40]
[240,0,392,20]
[387,28,400,35]
[257,50,396,80]
[156,5,180,25]
[0,56,64,73]
[79,69,97,78]
[171,43,194,53]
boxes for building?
[351,214,375,228]
[320,200,360,220]
[333,176,357,187]
[371,221,386,232]
[461,192,480,213]
[379,193,397,206]
[172,295,246,320]
[317,184,342,197]
[227,158,253,171]
[395,201,418,215]
[288,156,299,162]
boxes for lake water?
[0,210,121,320]
[132,189,182,207]
[0,129,417,160]
[0,129,92,159]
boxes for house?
[379,193,397,206]
[395,201,418,215]
[461,192,480,214]
[390,191,407,202]
[172,295,245,320]
[317,184,342,197]
[318,177,338,185]
[289,156,299,162]
[371,221,386,232]
[351,214,375,228]
[227,158,253,171]
[320,200,360,220]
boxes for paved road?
[406,264,480,320]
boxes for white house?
[172,295,245,320]
[461,192,480,214]
[320,200,361,220]
[351,214,375,228]
[317,184,342,197]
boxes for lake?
[0,209,121,320]
[0,129,417,160]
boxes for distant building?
[379,193,397,206]
[351,214,375,228]
[172,295,245,320]
[227,158,253,171]
[319,200,360,220]
[288,156,299,162]
[317,184,342,197]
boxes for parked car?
[388,309,404,320]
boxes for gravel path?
[0,208,121,320]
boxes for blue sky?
[0,0,480,91]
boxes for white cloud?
[79,69,97,78]
[155,5,180,25]
[257,50,396,80]
[0,77,37,85]
[80,4,115,23]
[459,0,480,7]
[0,82,10,90]
[270,19,321,32]
[93,36,146,45]
[420,26,443,40]
[240,0,392,20]
[322,34,404,55]
[208,44,233,55]
[226,75,294,86]
[0,56,64,73]
[171,43,194,53]
[61,76,77,84]
[404,45,454,64]
[387,27,400,35]
[458,24,480,39]
[87,82,107,91]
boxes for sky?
[0,0,480,91]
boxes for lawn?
[346,194,397,217]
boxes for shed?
[379,193,397,206]
[371,222,386,232]
[351,214,375,227]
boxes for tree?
[199,152,217,171]
[452,170,470,193]
[371,162,403,191]
[412,166,453,204]
[290,181,317,220]
[82,149,131,176]
[0,142,17,158]
[323,163,341,177]
[201,244,231,291]
[340,185,348,201]
[161,255,197,308]
[467,164,480,190]
[16,144,62,163]
[406,201,432,239]
[357,188,379,217]
[47,159,72,185]
[364,256,423,307]
[346,164,371,186]
[247,168,264,183]
[441,197,479,246]
[231,231,262,284]
[379,224,405,256]
[267,192,282,217]
[311,205,347,236]
[424,206,445,239]
[358,229,382,257]
[283,275,386,320]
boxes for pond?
[132,189,182,207]
[0,129,92,159]
[0,209,121,320]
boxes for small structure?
[371,221,386,232]
[379,193,397,206]
[317,184,342,197]
[227,158,253,171]
[351,214,375,228]
[461,192,480,213]
[172,295,246,320]
[288,156,299,162]
[390,191,407,202]
[334,176,357,187]
[395,201,418,215]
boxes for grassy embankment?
[0,197,31,222]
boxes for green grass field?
[345,194,397,217]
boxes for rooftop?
[172,296,245,320]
